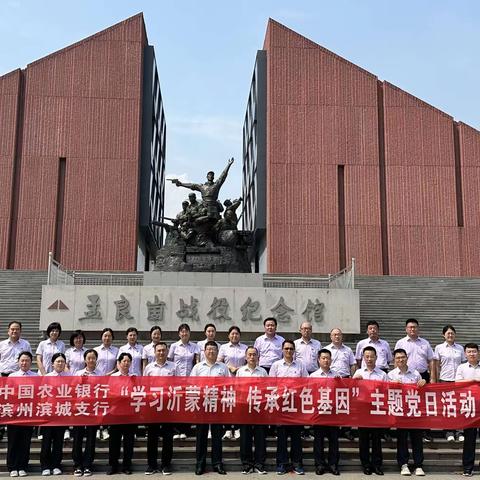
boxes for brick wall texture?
[263,19,480,276]
[0,14,147,270]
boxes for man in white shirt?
[253,317,285,373]
[270,340,308,475]
[191,341,230,476]
[388,348,426,476]
[237,346,268,475]
[455,343,480,477]
[143,342,177,475]
[294,322,322,374]
[353,346,388,475]
[310,349,340,475]
[325,328,356,441]
[395,318,435,443]
[355,321,392,372]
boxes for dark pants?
[276,425,303,469]
[463,428,477,472]
[72,426,97,470]
[240,424,266,469]
[196,424,223,469]
[359,427,383,468]
[7,425,33,471]
[108,424,136,469]
[147,423,174,469]
[396,429,423,468]
[40,426,66,471]
[313,425,339,468]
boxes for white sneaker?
[207,430,211,439]
[234,429,241,440]
[446,434,455,442]
[401,464,411,476]
[37,434,43,440]
[173,434,180,440]
[41,470,50,477]
[103,429,109,440]
[52,469,62,476]
[458,433,465,442]
[96,429,101,440]
[222,430,234,440]
[414,467,425,476]
[18,472,27,477]
[179,433,187,439]
[64,429,70,440]
[10,471,18,477]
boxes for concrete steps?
[0,433,469,473]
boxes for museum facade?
[0,14,165,271]
[242,19,480,276]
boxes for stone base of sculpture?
[155,231,252,272]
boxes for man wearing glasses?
[269,340,308,475]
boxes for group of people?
[0,317,479,477]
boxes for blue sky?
[1,1,479,218]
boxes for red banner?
[0,376,478,428]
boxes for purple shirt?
[394,336,433,374]
[254,334,285,368]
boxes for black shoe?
[423,433,433,443]
[122,469,132,475]
[329,466,340,476]
[195,466,205,476]
[213,465,227,475]
[363,467,372,475]
[106,468,119,475]
[373,467,384,476]
[145,468,158,475]
[161,466,172,476]
[343,431,355,441]
[315,466,326,475]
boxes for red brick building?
[242,19,480,276]
[0,14,166,271]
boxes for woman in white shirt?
[72,349,100,477]
[36,322,65,376]
[197,323,220,362]
[7,351,38,477]
[41,353,71,476]
[108,353,136,475]
[142,326,162,369]
[117,327,143,376]
[65,330,87,374]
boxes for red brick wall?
[0,14,146,270]
[264,20,480,276]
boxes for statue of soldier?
[170,158,234,219]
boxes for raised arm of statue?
[170,179,201,192]
[215,157,234,189]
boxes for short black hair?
[362,346,377,356]
[8,321,22,329]
[70,329,86,347]
[228,325,241,335]
[150,325,162,335]
[366,320,379,329]
[126,327,138,336]
[101,328,114,340]
[83,349,98,360]
[264,317,277,327]
[51,352,66,364]
[464,343,479,351]
[318,348,332,357]
[204,323,216,333]
[393,348,407,357]
[118,352,133,362]
[282,339,295,349]
[406,318,419,326]
[204,340,218,350]
[442,324,456,334]
[46,322,62,336]
[17,350,32,361]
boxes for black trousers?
[147,423,173,469]
[239,424,266,469]
[7,425,33,471]
[196,424,223,469]
[396,429,423,468]
[72,426,97,470]
[108,424,136,469]
[358,427,383,468]
[40,426,66,471]
[276,425,303,468]
[463,428,477,471]
[313,425,339,468]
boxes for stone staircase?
[0,433,468,473]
